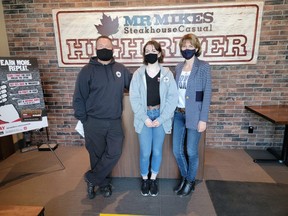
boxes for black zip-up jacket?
[73,57,132,123]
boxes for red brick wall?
[2,0,288,149]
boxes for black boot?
[173,177,185,193]
[177,180,195,196]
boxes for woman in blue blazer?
[173,33,212,196]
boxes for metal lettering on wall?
[52,2,264,67]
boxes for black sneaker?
[141,179,150,196]
[150,179,158,196]
[84,177,95,199]
[99,184,112,197]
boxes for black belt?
[176,107,185,113]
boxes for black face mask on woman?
[96,48,113,61]
[145,53,158,64]
[181,49,196,60]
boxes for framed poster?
[0,57,48,137]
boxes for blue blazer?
[175,57,212,130]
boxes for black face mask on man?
[96,48,113,61]
[145,53,158,64]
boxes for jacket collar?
[138,64,168,77]
[178,57,200,70]
[176,57,200,82]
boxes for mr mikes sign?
[52,2,263,67]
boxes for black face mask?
[181,49,196,60]
[96,48,113,61]
[145,53,158,64]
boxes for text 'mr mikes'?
[66,12,249,62]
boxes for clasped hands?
[145,118,160,127]
[145,118,207,131]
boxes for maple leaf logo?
[94,13,119,36]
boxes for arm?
[129,70,149,123]
[197,62,212,132]
[199,62,212,122]
[73,67,90,123]
[124,66,133,91]
[156,69,178,125]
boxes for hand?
[197,121,207,132]
[145,118,153,127]
[152,119,160,127]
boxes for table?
[245,105,288,166]
[0,205,44,216]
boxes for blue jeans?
[172,111,201,182]
[138,109,165,177]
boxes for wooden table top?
[245,105,288,125]
[0,205,44,216]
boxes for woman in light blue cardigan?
[173,34,212,197]
[129,40,178,197]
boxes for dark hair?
[96,35,112,43]
[179,34,202,57]
[143,40,164,65]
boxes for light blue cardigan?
[129,65,178,134]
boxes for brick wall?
[2,0,288,149]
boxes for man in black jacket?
[73,35,132,199]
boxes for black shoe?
[177,180,195,197]
[84,177,95,199]
[149,179,158,197]
[173,177,185,193]
[141,179,150,196]
[99,184,112,197]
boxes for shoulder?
[175,62,184,71]
[161,66,174,77]
[196,58,210,68]
[161,66,170,72]
[78,63,93,76]
[133,65,146,76]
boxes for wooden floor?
[0,146,287,216]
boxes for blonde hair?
[179,34,202,57]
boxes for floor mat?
[206,180,288,216]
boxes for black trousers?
[83,117,124,187]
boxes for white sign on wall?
[53,2,264,67]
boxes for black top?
[145,70,160,106]
[73,57,132,122]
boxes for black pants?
[83,117,124,187]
